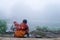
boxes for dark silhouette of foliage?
[0,19,7,34]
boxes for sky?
[0,0,60,31]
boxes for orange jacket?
[14,23,29,37]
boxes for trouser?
[14,30,25,38]
[14,33,29,38]
[26,32,29,37]
[14,33,25,38]
[14,30,29,38]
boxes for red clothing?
[14,23,20,30]
[20,23,29,34]
[14,22,29,37]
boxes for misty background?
[0,0,60,32]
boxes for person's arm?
[26,25,29,33]
[26,25,29,37]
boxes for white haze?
[0,0,60,31]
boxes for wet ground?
[0,37,60,40]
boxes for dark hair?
[14,21,16,24]
[23,19,27,23]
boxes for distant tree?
[36,26,43,31]
[36,26,48,32]
[0,19,7,34]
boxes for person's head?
[23,19,27,24]
[14,21,17,24]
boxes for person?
[11,21,17,32]
[20,19,29,37]
[14,19,29,38]
[13,21,20,37]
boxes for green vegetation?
[36,26,60,32]
[0,19,7,34]
[30,26,60,38]
[35,26,48,37]
[36,26,49,32]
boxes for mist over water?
[6,19,60,32]
[0,0,60,31]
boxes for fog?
[0,0,60,31]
